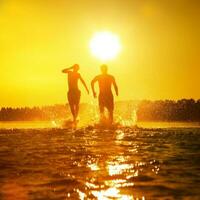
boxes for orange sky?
[0,0,200,107]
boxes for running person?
[62,64,89,123]
[91,64,118,124]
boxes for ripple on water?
[0,127,200,199]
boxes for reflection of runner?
[91,64,118,124]
[62,64,89,123]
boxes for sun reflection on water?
[88,163,100,171]
[76,189,86,200]
[107,163,135,176]
[81,153,146,199]
[75,129,149,200]
[92,187,137,200]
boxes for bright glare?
[90,31,121,61]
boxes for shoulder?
[108,74,115,80]
[67,71,72,75]
[73,72,80,78]
[94,75,101,80]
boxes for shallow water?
[0,126,200,199]
[0,121,200,129]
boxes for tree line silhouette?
[137,99,200,121]
[0,105,69,121]
[0,99,199,122]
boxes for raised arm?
[62,66,73,73]
[79,75,89,94]
[112,77,118,96]
[91,76,98,98]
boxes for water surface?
[0,121,200,129]
[0,125,199,199]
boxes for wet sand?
[0,126,200,199]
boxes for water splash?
[119,108,138,127]
[90,98,99,123]
[131,108,138,126]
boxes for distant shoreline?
[0,99,200,122]
[0,121,200,130]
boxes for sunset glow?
[0,1,199,200]
[0,1,199,107]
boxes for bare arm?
[79,75,89,94]
[112,77,118,96]
[91,76,98,98]
[62,66,73,73]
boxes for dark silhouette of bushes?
[0,105,69,121]
[137,99,200,122]
[0,99,199,121]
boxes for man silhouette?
[62,64,89,123]
[91,64,118,124]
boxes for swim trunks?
[98,92,114,112]
[68,89,81,105]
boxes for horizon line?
[1,98,200,109]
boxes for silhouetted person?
[91,64,118,124]
[62,64,89,123]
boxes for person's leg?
[68,91,76,121]
[69,103,76,121]
[99,106,105,123]
[74,90,81,122]
[98,94,105,123]
[74,104,79,121]
[108,108,113,124]
[107,94,114,124]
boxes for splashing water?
[131,108,138,126]
[90,98,100,123]
[50,101,139,127]
[119,108,138,127]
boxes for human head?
[73,64,80,72]
[100,64,108,74]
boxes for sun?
[90,31,121,61]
